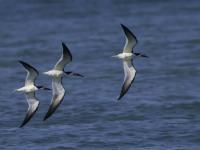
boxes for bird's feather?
[118,59,136,100]
[44,77,65,121]
[19,61,39,86]
[121,24,137,53]
[20,92,39,127]
[54,43,72,71]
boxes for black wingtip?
[19,103,39,128]
[43,105,52,121]
[43,106,54,121]
[43,103,59,121]
[18,60,26,66]
[121,24,130,32]
[19,121,27,128]
[120,24,137,42]
[61,42,72,61]
[62,42,69,51]
[43,113,49,121]
[120,24,129,31]
[117,84,127,101]
[18,60,39,75]
[120,23,126,28]
[117,75,136,101]
[61,42,66,48]
[117,93,124,101]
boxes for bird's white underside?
[26,92,39,108]
[44,70,63,77]
[44,71,65,105]
[51,77,65,105]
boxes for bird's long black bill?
[64,71,84,77]
[37,85,51,91]
[20,104,39,128]
[44,87,51,90]
[134,53,149,58]
[43,99,63,121]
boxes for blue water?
[0,0,200,149]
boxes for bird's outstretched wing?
[121,24,138,53]
[44,77,65,121]
[118,59,136,100]
[54,43,72,71]
[19,61,39,86]
[20,92,39,127]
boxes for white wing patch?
[26,92,39,107]
[121,24,138,53]
[20,92,39,127]
[44,77,65,120]
[51,77,65,106]
[118,59,136,100]
[25,71,38,86]
[54,43,72,71]
[19,61,39,86]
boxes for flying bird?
[43,42,83,121]
[15,61,50,127]
[112,24,148,100]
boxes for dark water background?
[0,0,200,149]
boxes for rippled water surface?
[0,0,200,149]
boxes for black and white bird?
[113,24,148,100]
[16,61,50,127]
[43,43,83,121]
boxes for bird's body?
[16,85,38,93]
[43,43,83,121]
[15,61,50,127]
[113,24,148,100]
[113,52,133,59]
[44,70,63,77]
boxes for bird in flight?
[113,24,148,100]
[43,42,83,121]
[15,61,50,127]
